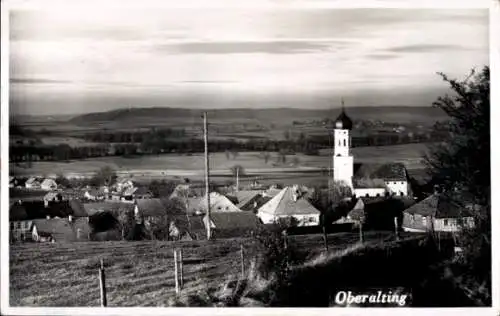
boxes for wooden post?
[236,167,239,192]
[358,221,364,243]
[174,249,180,295]
[179,248,184,289]
[394,217,400,241]
[240,244,245,279]
[99,259,107,307]
[322,214,328,252]
[203,112,212,240]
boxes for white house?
[402,193,475,233]
[25,177,43,189]
[257,186,320,226]
[331,104,410,198]
[40,178,58,191]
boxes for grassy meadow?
[10,143,430,179]
[10,232,399,307]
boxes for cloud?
[153,40,348,54]
[366,53,399,60]
[10,78,73,84]
[387,44,471,53]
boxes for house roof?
[257,187,320,216]
[134,186,152,196]
[204,212,261,230]
[83,202,134,216]
[263,188,282,198]
[353,163,407,182]
[41,178,57,186]
[68,200,90,217]
[32,218,90,242]
[198,192,242,213]
[25,177,42,185]
[233,190,262,209]
[403,193,474,218]
[136,198,166,217]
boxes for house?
[402,193,476,233]
[256,186,321,226]
[40,178,58,191]
[10,216,91,243]
[169,183,206,199]
[122,186,153,201]
[84,188,107,201]
[25,177,43,189]
[9,176,19,188]
[335,198,366,224]
[134,198,167,223]
[203,212,262,239]
[197,192,242,214]
[352,163,409,197]
[114,179,137,194]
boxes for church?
[332,104,410,198]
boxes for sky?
[8,4,489,115]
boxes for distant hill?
[67,106,448,126]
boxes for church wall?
[385,181,409,196]
[353,187,387,198]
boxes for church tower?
[332,99,354,189]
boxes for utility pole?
[204,112,212,240]
[236,167,239,192]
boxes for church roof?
[353,163,407,182]
[334,109,353,130]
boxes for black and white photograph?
[1,0,497,313]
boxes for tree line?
[9,129,450,163]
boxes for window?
[376,193,380,197]
[365,193,370,197]
[444,219,448,226]
[400,192,404,196]
[343,139,346,146]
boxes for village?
[9,108,476,246]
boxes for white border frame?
[1,0,498,315]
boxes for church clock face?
[335,121,343,129]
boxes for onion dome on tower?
[334,98,353,130]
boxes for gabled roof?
[41,178,57,186]
[25,177,42,185]
[198,192,242,213]
[353,163,407,182]
[32,218,90,242]
[234,190,262,209]
[257,187,320,216]
[204,212,261,230]
[136,198,166,217]
[404,193,475,218]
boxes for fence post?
[179,248,184,289]
[99,259,107,307]
[174,249,180,295]
[283,230,288,250]
[359,221,364,244]
[394,217,400,241]
[240,244,245,279]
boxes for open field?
[9,231,406,307]
[10,143,431,180]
